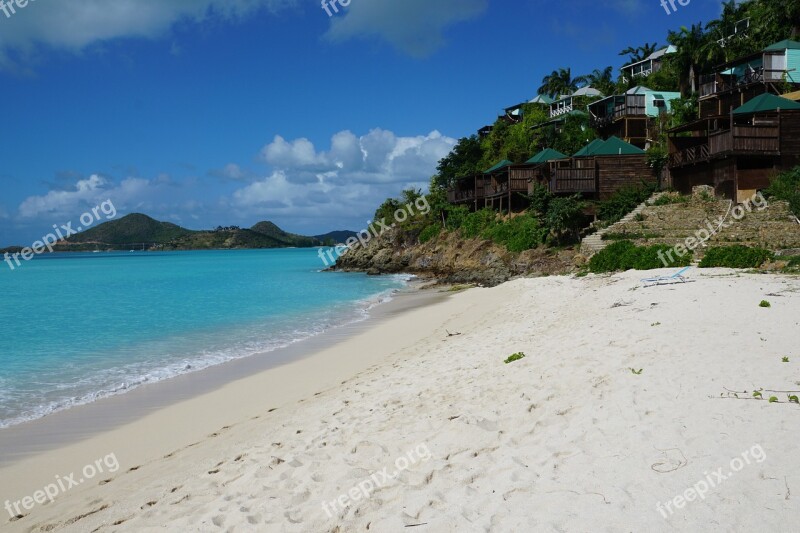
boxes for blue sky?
[0,0,724,246]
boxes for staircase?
[580,192,667,255]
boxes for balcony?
[699,68,788,99]
[550,102,573,118]
[552,168,596,193]
[669,124,780,167]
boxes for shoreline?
[3,269,799,532]
[0,278,441,466]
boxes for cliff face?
[332,230,577,286]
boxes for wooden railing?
[552,168,596,193]
[447,190,475,203]
[668,144,710,167]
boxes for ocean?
[0,249,409,429]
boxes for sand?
[1,269,799,532]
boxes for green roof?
[484,159,514,174]
[591,136,645,156]
[573,136,644,157]
[573,139,605,157]
[733,93,800,115]
[764,39,800,52]
[525,148,567,164]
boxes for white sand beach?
[2,269,799,532]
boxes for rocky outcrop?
[332,229,577,286]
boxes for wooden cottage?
[525,148,567,193]
[621,45,676,82]
[549,136,657,199]
[482,160,537,212]
[668,93,800,202]
[549,87,603,119]
[698,39,800,119]
[588,86,680,148]
[446,174,484,211]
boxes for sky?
[0,0,725,246]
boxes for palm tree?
[619,42,659,64]
[705,0,748,63]
[576,67,615,96]
[667,24,709,95]
[538,68,579,98]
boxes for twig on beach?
[446,330,462,337]
[405,523,429,528]
[786,476,791,500]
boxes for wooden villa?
[621,45,676,82]
[525,148,567,193]
[548,136,657,199]
[668,93,800,202]
[549,87,603,119]
[446,174,484,211]
[588,86,680,148]
[698,39,800,119]
[482,160,537,212]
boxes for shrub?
[482,215,547,252]
[588,240,691,273]
[545,195,586,243]
[461,209,498,238]
[598,184,657,224]
[698,246,774,269]
[759,300,771,308]
[766,165,800,216]
[444,205,469,231]
[418,224,441,244]
[527,184,553,216]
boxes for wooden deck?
[669,123,781,168]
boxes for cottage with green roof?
[668,91,800,202]
[698,39,800,119]
[588,86,681,148]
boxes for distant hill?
[314,230,359,245]
[250,221,320,247]
[51,213,347,251]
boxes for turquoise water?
[0,249,409,428]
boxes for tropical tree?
[667,23,709,95]
[434,135,483,188]
[619,42,659,64]
[576,66,615,96]
[705,0,750,64]
[538,67,580,98]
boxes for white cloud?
[0,0,293,70]
[230,127,455,224]
[324,0,487,57]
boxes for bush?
[598,184,657,224]
[444,205,469,231]
[461,209,498,238]
[651,194,690,206]
[589,240,691,273]
[545,195,586,242]
[766,165,800,216]
[482,215,547,252]
[418,224,441,244]
[698,246,774,269]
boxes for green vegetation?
[759,300,772,308]
[588,240,692,273]
[698,246,774,268]
[597,184,657,224]
[782,356,790,363]
[366,0,800,262]
[630,368,643,375]
[651,193,690,206]
[504,352,526,364]
[766,166,800,217]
